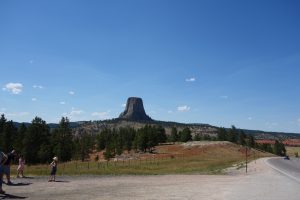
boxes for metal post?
[246,147,248,173]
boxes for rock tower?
[119,97,152,121]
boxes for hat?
[53,157,58,161]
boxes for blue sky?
[1,0,300,133]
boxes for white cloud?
[32,98,37,101]
[3,83,23,94]
[70,110,84,116]
[33,85,44,89]
[122,103,126,107]
[60,101,66,105]
[62,109,85,121]
[69,91,75,95]
[185,77,196,82]
[91,111,110,119]
[5,112,30,117]
[220,95,228,99]
[177,105,191,112]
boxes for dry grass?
[286,146,300,157]
[10,142,270,176]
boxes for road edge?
[265,157,300,184]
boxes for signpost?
[245,147,248,173]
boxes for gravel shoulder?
[1,157,300,200]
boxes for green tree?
[193,133,201,141]
[120,127,135,151]
[155,125,167,143]
[0,114,7,148]
[74,132,94,162]
[273,140,286,156]
[247,135,255,148]
[228,126,238,143]
[170,127,179,143]
[52,117,74,162]
[103,144,114,161]
[217,127,228,141]
[2,120,17,152]
[238,130,246,146]
[14,123,27,153]
[179,127,192,142]
[135,127,148,152]
[203,134,211,141]
[23,117,50,164]
[96,131,107,151]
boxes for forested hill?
[12,119,300,139]
[242,129,300,140]
[13,121,81,129]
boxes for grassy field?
[286,146,300,157]
[10,142,271,176]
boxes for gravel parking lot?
[1,158,300,200]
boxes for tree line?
[0,114,77,164]
[216,126,286,156]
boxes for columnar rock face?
[119,97,152,121]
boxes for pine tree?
[170,127,179,143]
[228,126,238,143]
[14,123,27,153]
[0,114,7,148]
[238,130,246,146]
[217,127,227,141]
[74,131,94,162]
[179,127,192,142]
[23,117,50,164]
[2,120,18,152]
[52,117,74,162]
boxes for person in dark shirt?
[48,157,58,182]
[0,150,8,194]
[3,150,16,185]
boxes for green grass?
[10,143,270,176]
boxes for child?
[48,157,58,182]
[17,155,25,178]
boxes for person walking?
[3,149,16,185]
[0,150,8,194]
[17,155,25,178]
[48,157,58,182]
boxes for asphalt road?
[267,157,300,183]
[1,158,300,200]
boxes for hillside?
[72,118,219,136]
[12,119,300,140]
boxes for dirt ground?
[1,158,300,200]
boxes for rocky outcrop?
[119,97,152,121]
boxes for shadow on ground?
[0,194,27,199]
[8,183,32,187]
